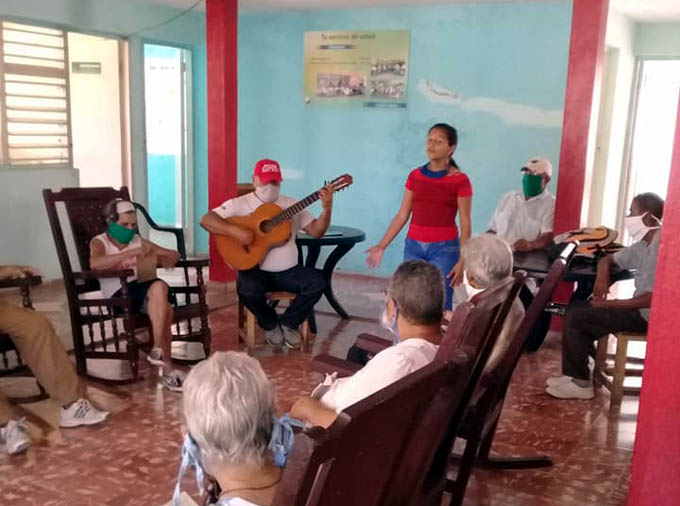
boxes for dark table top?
[513,250,633,283]
[0,274,42,289]
[296,225,366,246]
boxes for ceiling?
[144,0,680,20]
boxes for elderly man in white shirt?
[290,260,443,428]
[488,158,556,351]
[489,157,556,253]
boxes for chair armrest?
[176,258,210,268]
[72,269,134,280]
[0,275,42,289]
[355,333,392,355]
[311,354,362,378]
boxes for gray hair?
[461,234,513,288]
[182,351,275,469]
[387,260,444,325]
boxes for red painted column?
[554,0,609,234]
[551,0,609,320]
[627,93,680,506]
[206,0,238,282]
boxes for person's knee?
[148,281,169,300]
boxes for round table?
[296,225,366,320]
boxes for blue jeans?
[403,237,460,310]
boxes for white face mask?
[380,300,400,344]
[255,184,280,203]
[453,272,485,305]
[625,213,660,242]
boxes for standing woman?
[366,123,472,311]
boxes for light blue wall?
[237,2,572,275]
[0,0,207,278]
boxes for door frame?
[141,39,195,255]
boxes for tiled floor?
[0,274,636,506]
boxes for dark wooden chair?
[42,186,210,381]
[272,356,470,506]
[0,274,49,403]
[442,243,577,506]
[277,273,524,506]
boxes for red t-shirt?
[405,167,473,242]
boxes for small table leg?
[320,243,355,319]
[298,242,356,320]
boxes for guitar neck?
[270,191,320,227]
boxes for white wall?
[595,9,637,228]
[68,32,123,188]
[0,168,79,278]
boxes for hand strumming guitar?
[235,227,254,246]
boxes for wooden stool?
[238,291,311,353]
[594,331,647,407]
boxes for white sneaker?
[282,326,302,349]
[160,369,186,392]
[545,380,594,400]
[546,375,573,388]
[60,399,110,428]
[1,418,31,455]
[265,327,284,348]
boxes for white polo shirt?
[314,338,439,414]
[212,192,314,272]
[489,190,555,245]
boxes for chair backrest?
[415,271,525,503]
[476,242,576,415]
[43,186,130,278]
[273,360,450,506]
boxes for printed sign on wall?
[304,30,410,108]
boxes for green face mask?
[522,173,544,198]
[108,222,137,244]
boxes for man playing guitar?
[200,158,334,349]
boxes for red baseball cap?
[253,159,283,184]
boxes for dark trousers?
[518,284,553,352]
[346,344,371,366]
[562,301,648,380]
[237,265,325,331]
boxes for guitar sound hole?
[260,220,273,234]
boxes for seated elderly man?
[180,351,285,506]
[488,158,555,352]
[291,260,443,428]
[89,199,183,391]
[546,193,663,400]
[458,234,525,373]
[0,265,108,455]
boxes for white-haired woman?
[175,351,297,506]
[458,234,524,371]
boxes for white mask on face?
[625,213,660,242]
[453,271,485,305]
[255,184,280,203]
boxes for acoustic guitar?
[215,174,353,270]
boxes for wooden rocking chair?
[42,186,210,382]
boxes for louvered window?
[0,21,72,166]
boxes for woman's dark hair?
[428,123,459,168]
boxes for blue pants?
[403,237,460,310]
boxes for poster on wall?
[303,30,410,108]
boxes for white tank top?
[92,232,142,298]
